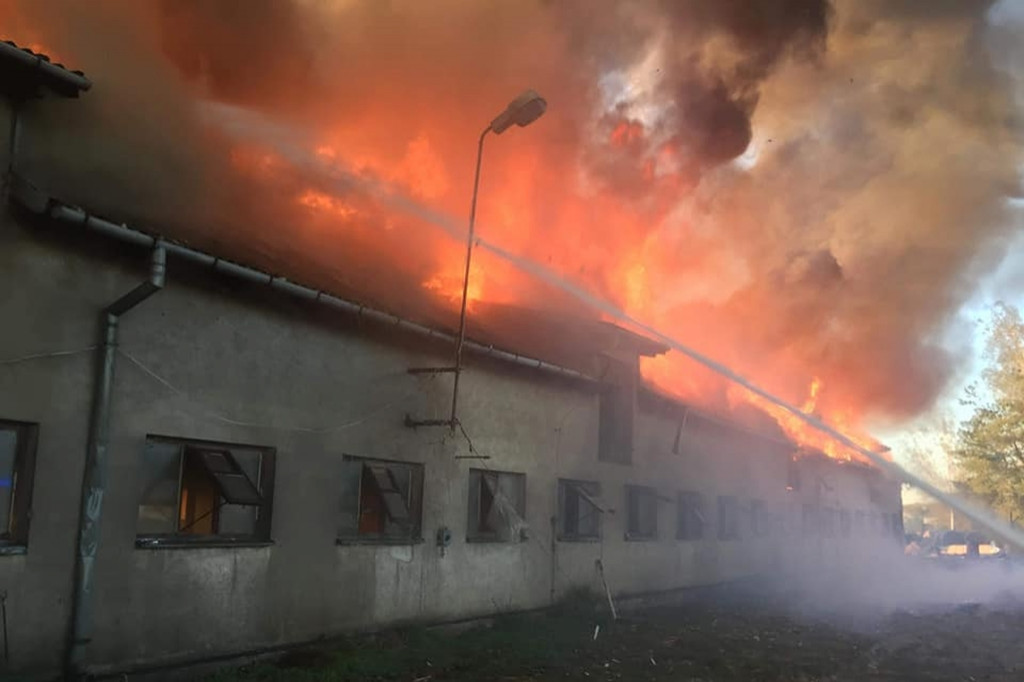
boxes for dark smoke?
[3,0,1022,433]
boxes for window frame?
[135,435,276,549]
[0,419,39,552]
[625,484,658,541]
[717,495,739,541]
[557,478,603,542]
[676,490,706,541]
[337,455,424,546]
[466,468,527,543]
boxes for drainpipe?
[65,243,166,678]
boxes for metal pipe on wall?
[65,243,166,678]
[40,200,593,386]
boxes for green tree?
[954,303,1024,522]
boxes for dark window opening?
[840,509,852,537]
[891,512,904,538]
[626,485,657,540]
[786,459,801,491]
[0,420,38,548]
[822,506,837,537]
[718,495,739,541]
[598,358,635,464]
[468,469,526,542]
[136,437,274,545]
[802,503,819,537]
[558,479,602,541]
[338,457,423,543]
[677,491,705,540]
[751,499,768,538]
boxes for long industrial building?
[0,41,902,678]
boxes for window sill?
[557,535,602,543]
[135,537,274,550]
[336,537,423,547]
[466,537,523,544]
[0,545,27,556]
[624,534,657,542]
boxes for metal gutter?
[36,199,595,386]
[0,41,92,95]
[66,243,166,678]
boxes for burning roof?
[1,0,1020,467]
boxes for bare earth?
[211,582,1024,682]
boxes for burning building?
[0,36,907,678]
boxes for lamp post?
[448,89,547,429]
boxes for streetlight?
[448,89,547,428]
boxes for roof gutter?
[27,194,594,386]
[0,41,92,94]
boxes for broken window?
[750,498,768,538]
[802,503,820,537]
[676,491,706,541]
[598,358,634,464]
[136,436,274,545]
[717,495,739,541]
[0,420,38,548]
[839,509,852,538]
[338,456,423,543]
[467,469,526,542]
[557,479,602,541]
[626,485,658,540]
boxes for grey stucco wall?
[0,198,903,676]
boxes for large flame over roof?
[3,0,1022,462]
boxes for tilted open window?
[136,436,274,546]
[0,420,38,550]
[467,469,526,543]
[677,491,706,541]
[625,485,658,540]
[338,456,423,543]
[557,479,602,541]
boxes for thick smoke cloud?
[2,0,1021,439]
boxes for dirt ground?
[208,584,1024,682]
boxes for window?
[625,485,657,540]
[891,512,904,538]
[877,512,890,536]
[786,459,801,491]
[0,420,38,549]
[598,359,634,464]
[136,436,274,546]
[557,479,602,541]
[338,456,423,543]
[801,503,819,537]
[717,495,739,541]
[676,491,705,540]
[750,499,768,537]
[467,469,526,542]
[822,507,837,537]
[839,509,852,538]
[854,510,866,535]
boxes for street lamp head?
[489,89,547,135]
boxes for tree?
[954,303,1024,522]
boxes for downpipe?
[65,243,166,679]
